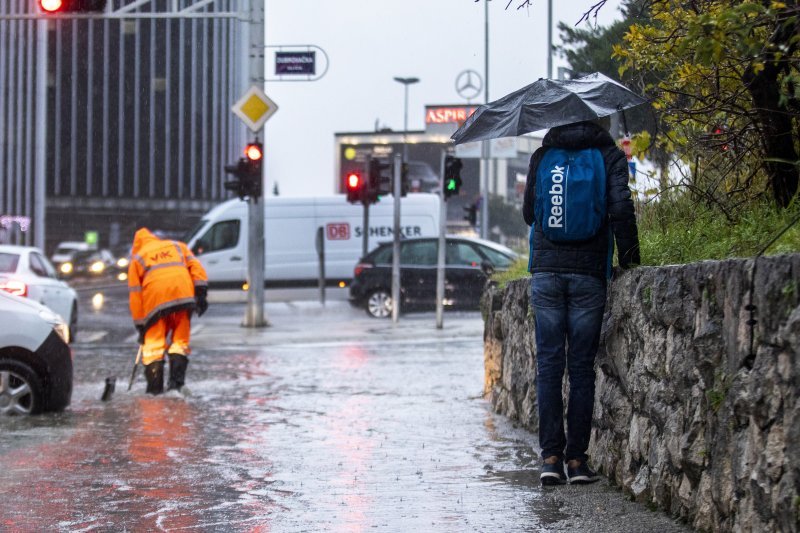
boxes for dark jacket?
[522,121,640,278]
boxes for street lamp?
[391,76,418,324]
[393,76,419,165]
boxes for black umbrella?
[450,72,649,145]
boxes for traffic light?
[224,142,263,200]
[368,158,391,203]
[39,0,107,13]
[463,203,477,226]
[443,155,463,200]
[345,172,364,204]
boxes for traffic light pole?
[243,0,267,328]
[391,154,402,324]
[435,151,447,329]
[362,158,370,259]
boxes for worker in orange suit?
[128,228,208,394]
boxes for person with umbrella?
[452,73,642,485]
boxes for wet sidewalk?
[0,300,690,532]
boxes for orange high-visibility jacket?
[128,228,208,330]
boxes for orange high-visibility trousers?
[142,310,192,366]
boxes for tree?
[615,0,799,208]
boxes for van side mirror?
[481,260,495,277]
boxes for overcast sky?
[263,0,624,196]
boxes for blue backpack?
[533,147,607,242]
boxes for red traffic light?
[39,0,107,12]
[244,143,263,162]
[346,173,361,190]
[39,0,64,12]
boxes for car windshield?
[0,253,20,273]
[479,246,515,269]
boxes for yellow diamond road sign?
[232,86,278,132]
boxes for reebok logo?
[548,165,565,228]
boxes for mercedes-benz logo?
[455,70,483,101]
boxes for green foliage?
[638,196,800,265]
[492,257,528,289]
[615,0,800,207]
[490,195,800,286]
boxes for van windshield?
[183,219,209,244]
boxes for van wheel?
[366,289,392,318]
[0,359,43,416]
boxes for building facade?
[0,0,249,252]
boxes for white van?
[184,194,441,287]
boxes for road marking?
[78,331,108,343]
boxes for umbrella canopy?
[450,72,648,145]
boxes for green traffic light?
[446,179,456,191]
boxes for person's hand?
[136,325,145,344]
[195,286,208,317]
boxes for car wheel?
[366,289,392,318]
[68,301,78,344]
[0,359,44,416]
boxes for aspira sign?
[425,105,477,135]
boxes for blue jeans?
[531,273,606,463]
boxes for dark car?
[349,236,519,318]
[0,291,72,415]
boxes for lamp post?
[393,76,419,165]
[391,76,418,323]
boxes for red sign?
[326,223,350,240]
[425,106,477,125]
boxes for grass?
[492,196,800,286]
[637,197,800,266]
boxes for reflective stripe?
[142,298,196,327]
[171,241,185,264]
[147,261,186,272]
[193,280,208,287]
[128,286,142,293]
[132,254,146,268]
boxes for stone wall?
[482,255,800,532]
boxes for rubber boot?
[167,354,189,391]
[144,360,164,395]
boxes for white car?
[0,245,79,342]
[0,290,72,415]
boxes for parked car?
[349,236,519,318]
[0,290,73,415]
[0,245,79,341]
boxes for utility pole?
[481,0,490,240]
[243,0,267,328]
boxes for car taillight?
[0,279,27,297]
[353,263,372,277]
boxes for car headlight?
[117,257,129,268]
[90,260,105,274]
[39,309,70,344]
[60,262,73,274]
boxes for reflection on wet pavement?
[0,304,690,532]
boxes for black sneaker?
[540,459,567,486]
[567,461,600,484]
